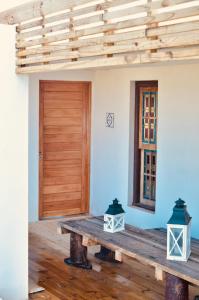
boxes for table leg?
[165,273,188,300]
[95,246,121,263]
[64,232,92,269]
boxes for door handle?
[39,152,43,160]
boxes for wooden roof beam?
[0,0,94,25]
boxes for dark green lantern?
[167,199,192,261]
[104,199,125,233]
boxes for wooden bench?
[58,217,199,300]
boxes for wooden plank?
[15,0,194,31]
[0,0,96,24]
[29,278,45,294]
[43,183,82,195]
[16,0,155,31]
[155,267,164,281]
[115,250,123,262]
[59,218,199,286]
[57,225,71,235]
[16,24,144,49]
[16,20,199,60]
[16,46,199,74]
[17,0,141,34]
[82,236,99,247]
[16,5,199,49]
[44,199,81,210]
[43,207,82,217]
[43,191,81,202]
[16,29,199,66]
[44,150,82,160]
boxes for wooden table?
[58,217,199,300]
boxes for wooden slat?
[0,0,96,24]
[1,0,196,73]
[45,150,82,160]
[17,28,145,52]
[19,0,182,33]
[16,45,199,74]
[16,4,199,49]
[43,192,82,202]
[16,29,199,66]
[43,183,82,194]
[16,0,142,31]
[43,176,81,186]
[16,20,199,59]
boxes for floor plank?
[29,218,199,300]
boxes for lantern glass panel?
[114,216,122,230]
[107,216,112,230]
[169,228,183,257]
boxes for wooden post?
[95,246,121,263]
[165,273,189,300]
[64,232,92,269]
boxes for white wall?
[29,62,199,239]
[29,71,95,222]
[91,62,199,238]
[0,25,28,300]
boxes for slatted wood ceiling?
[0,0,199,73]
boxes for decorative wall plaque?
[106,113,114,128]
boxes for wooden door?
[39,81,91,219]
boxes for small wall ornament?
[167,198,192,262]
[104,199,125,233]
[106,113,114,128]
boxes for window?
[133,81,158,211]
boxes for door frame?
[39,80,91,219]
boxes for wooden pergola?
[0,0,199,74]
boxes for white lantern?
[167,199,191,262]
[104,199,125,233]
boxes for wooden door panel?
[42,82,83,92]
[43,192,82,202]
[39,81,91,218]
[43,199,81,211]
[44,159,82,168]
[44,91,83,99]
[44,127,82,135]
[44,99,83,109]
[44,133,82,143]
[44,168,82,177]
[44,117,82,126]
[43,176,81,186]
[43,183,82,195]
[44,150,82,161]
[44,142,82,152]
[44,108,82,118]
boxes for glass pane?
[169,228,183,256]
[143,150,157,201]
[142,91,157,145]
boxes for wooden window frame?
[133,81,158,212]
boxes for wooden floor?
[29,218,199,300]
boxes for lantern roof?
[105,199,125,215]
[167,198,192,225]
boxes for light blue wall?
[29,62,199,239]
[91,62,199,238]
